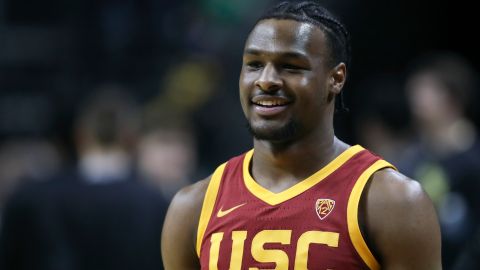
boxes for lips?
[251,95,292,116]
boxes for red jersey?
[197,145,394,270]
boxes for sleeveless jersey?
[197,145,395,270]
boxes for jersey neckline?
[242,145,365,205]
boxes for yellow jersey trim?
[196,162,226,257]
[243,145,365,206]
[347,159,396,270]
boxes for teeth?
[256,100,287,106]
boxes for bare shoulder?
[364,168,442,269]
[368,168,427,209]
[170,177,211,216]
[161,176,211,270]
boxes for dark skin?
[162,19,442,269]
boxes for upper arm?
[161,178,210,270]
[365,169,442,270]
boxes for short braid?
[257,1,351,68]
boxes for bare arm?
[161,178,210,270]
[365,169,442,270]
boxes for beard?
[246,119,299,143]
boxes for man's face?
[406,72,453,125]
[239,19,335,143]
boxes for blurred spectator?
[353,73,412,164]
[147,54,250,171]
[0,139,61,223]
[74,84,139,184]
[399,52,480,269]
[0,85,168,270]
[138,106,198,200]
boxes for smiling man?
[161,1,442,269]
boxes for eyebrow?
[244,48,309,60]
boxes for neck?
[251,127,349,192]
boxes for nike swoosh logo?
[216,203,247,218]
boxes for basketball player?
[161,1,442,269]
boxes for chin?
[247,120,299,143]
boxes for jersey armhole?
[196,162,227,257]
[347,159,396,270]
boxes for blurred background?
[0,0,479,269]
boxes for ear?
[328,63,346,95]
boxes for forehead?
[244,19,327,58]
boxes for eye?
[282,63,305,73]
[283,64,300,69]
[245,61,263,70]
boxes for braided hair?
[257,1,351,111]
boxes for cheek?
[298,76,310,87]
[295,73,323,91]
[240,69,258,85]
[239,70,251,113]
[239,68,253,91]
[294,77,326,102]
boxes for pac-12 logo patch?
[315,198,335,220]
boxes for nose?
[255,63,282,92]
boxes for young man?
[162,1,442,269]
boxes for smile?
[251,96,292,116]
[253,100,289,107]
[251,96,292,107]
